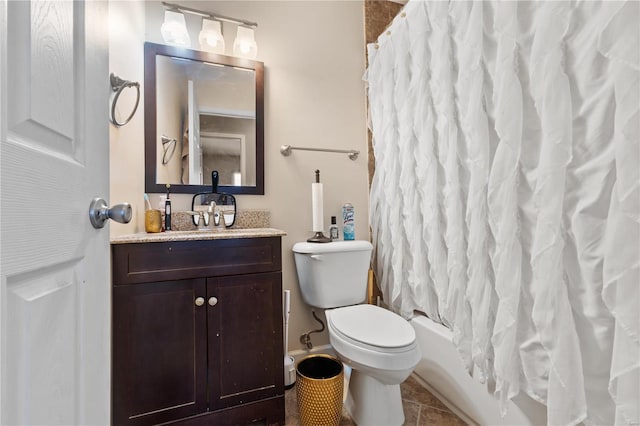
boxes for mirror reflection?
[144,42,264,195]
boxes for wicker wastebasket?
[295,354,344,426]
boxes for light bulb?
[199,18,225,54]
[161,10,190,47]
[233,26,257,59]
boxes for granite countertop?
[111,228,287,244]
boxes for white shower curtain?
[366,1,639,425]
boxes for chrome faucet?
[189,210,212,228]
[189,201,220,229]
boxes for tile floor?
[284,373,467,426]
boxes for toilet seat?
[326,305,417,356]
[329,323,415,355]
[328,304,416,352]
[326,304,419,373]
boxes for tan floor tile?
[402,400,421,425]
[285,387,299,425]
[418,407,468,426]
[401,375,451,413]
[285,373,465,426]
[339,412,356,426]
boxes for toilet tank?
[293,240,373,309]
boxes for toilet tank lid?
[293,240,373,254]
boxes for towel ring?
[110,73,140,127]
[161,135,177,164]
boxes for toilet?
[293,240,420,426]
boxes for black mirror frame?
[144,42,265,195]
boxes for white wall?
[156,57,187,184]
[109,1,369,350]
[109,1,146,234]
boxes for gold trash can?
[296,354,344,426]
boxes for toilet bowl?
[292,241,420,426]
[326,304,420,425]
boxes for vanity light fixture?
[161,8,190,47]
[162,2,258,58]
[199,18,225,54]
[233,26,258,59]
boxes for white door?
[1,1,111,424]
[188,80,203,185]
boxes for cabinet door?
[208,272,284,409]
[113,279,207,425]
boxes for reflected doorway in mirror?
[199,131,247,187]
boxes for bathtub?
[409,315,547,426]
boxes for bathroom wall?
[109,1,146,235]
[156,58,187,184]
[109,1,369,350]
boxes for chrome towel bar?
[280,145,359,161]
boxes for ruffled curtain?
[366,1,639,425]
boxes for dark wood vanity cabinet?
[112,237,284,426]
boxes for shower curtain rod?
[280,145,359,161]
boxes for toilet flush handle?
[310,255,324,261]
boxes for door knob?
[208,297,218,306]
[89,198,132,229]
[195,297,205,306]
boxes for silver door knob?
[208,297,218,306]
[195,297,205,307]
[89,198,132,229]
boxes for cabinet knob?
[208,297,218,306]
[195,297,205,307]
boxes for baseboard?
[287,344,335,363]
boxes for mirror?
[144,42,264,194]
